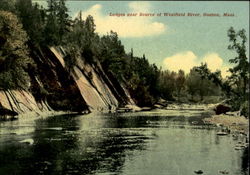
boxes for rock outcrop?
[0,90,51,120]
[0,46,136,119]
[50,46,135,111]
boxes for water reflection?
[0,110,249,175]
[241,146,249,175]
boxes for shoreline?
[203,114,249,135]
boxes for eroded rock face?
[51,46,134,111]
[0,90,50,118]
[28,46,89,113]
[0,45,136,117]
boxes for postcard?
[0,0,249,175]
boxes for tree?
[227,27,249,98]
[15,0,46,45]
[44,0,59,45]
[186,68,200,101]
[157,70,176,100]
[0,11,33,89]
[57,0,69,43]
[226,27,249,116]
[64,44,79,73]
[0,0,16,12]
[187,64,222,102]
[175,70,186,100]
[99,31,125,70]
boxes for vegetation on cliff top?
[0,0,249,116]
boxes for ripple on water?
[0,110,248,175]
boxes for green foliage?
[157,70,176,100]
[226,27,249,117]
[190,64,222,101]
[192,27,249,117]
[186,68,200,100]
[241,100,249,118]
[64,44,79,73]
[44,0,70,45]
[124,56,160,106]
[15,0,46,46]
[1,0,247,113]
[66,13,100,64]
[175,70,186,100]
[0,11,32,89]
[57,0,69,43]
[0,0,16,12]
[227,27,249,97]
[99,31,125,68]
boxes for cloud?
[163,51,198,73]
[163,51,231,78]
[202,53,223,72]
[220,66,231,78]
[75,3,166,38]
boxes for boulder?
[214,104,231,115]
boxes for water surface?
[0,109,248,175]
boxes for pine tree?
[0,11,32,89]
[57,0,69,43]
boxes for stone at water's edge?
[214,104,231,115]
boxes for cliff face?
[51,46,134,111]
[0,46,135,118]
[0,90,51,116]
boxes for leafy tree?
[227,27,249,98]
[187,64,222,101]
[175,70,186,100]
[100,31,125,62]
[0,0,16,12]
[0,11,33,89]
[64,44,79,73]
[226,27,249,115]
[186,68,200,101]
[157,70,176,100]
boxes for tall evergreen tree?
[0,11,33,89]
[15,0,46,45]
[57,0,69,43]
[44,0,59,45]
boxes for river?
[0,109,248,175]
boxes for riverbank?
[203,114,249,135]
[165,102,249,136]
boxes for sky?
[35,1,249,77]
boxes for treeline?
[0,1,248,116]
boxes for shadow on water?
[241,146,249,175]
[0,114,150,175]
[0,110,249,175]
